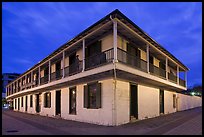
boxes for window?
[173,94,176,108]
[84,82,101,109]
[14,99,16,109]
[69,87,76,114]
[21,97,23,107]
[44,92,51,108]
[30,95,33,107]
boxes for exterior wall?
[117,36,128,51]
[27,94,36,114]
[164,90,177,114]
[51,64,55,73]
[101,34,113,52]
[138,85,159,119]
[177,93,202,111]
[40,70,44,77]
[60,79,114,125]
[64,57,69,67]
[115,80,130,125]
[40,90,56,117]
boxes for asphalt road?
[2,107,202,135]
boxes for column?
[38,67,40,86]
[82,39,85,72]
[113,19,118,61]
[146,44,149,73]
[166,57,168,80]
[49,60,51,82]
[62,51,65,77]
[177,66,179,85]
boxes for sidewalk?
[2,107,202,135]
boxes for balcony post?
[146,44,149,73]
[177,66,179,85]
[166,57,168,80]
[31,71,33,84]
[38,67,40,86]
[62,51,65,77]
[49,60,51,82]
[82,39,85,72]
[185,71,187,87]
[113,19,118,61]
[25,75,27,88]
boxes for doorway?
[56,90,61,116]
[159,89,164,114]
[130,83,138,120]
[36,94,41,113]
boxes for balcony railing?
[179,78,186,87]
[85,48,114,70]
[65,61,83,77]
[51,69,63,81]
[117,48,147,72]
[168,73,177,83]
[149,63,166,79]
[40,75,49,85]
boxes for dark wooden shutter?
[84,85,88,108]
[96,83,101,108]
[44,93,46,107]
[48,92,51,108]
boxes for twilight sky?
[2,2,202,88]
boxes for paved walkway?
[2,107,202,135]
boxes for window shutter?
[84,85,88,108]
[96,83,101,108]
[48,92,51,108]
[44,93,46,107]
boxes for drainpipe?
[110,15,117,126]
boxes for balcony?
[65,61,83,77]
[168,73,177,83]
[179,78,186,87]
[51,69,63,81]
[149,63,166,79]
[85,48,114,70]
[7,46,187,98]
[40,75,49,85]
[117,48,147,72]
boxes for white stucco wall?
[115,80,130,125]
[138,85,160,119]
[177,93,202,111]
[164,90,177,114]
[60,79,114,126]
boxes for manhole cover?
[6,130,19,133]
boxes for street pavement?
[2,107,202,135]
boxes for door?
[55,61,61,79]
[69,52,76,74]
[56,90,61,116]
[127,43,140,67]
[36,94,40,113]
[130,84,138,119]
[159,89,164,114]
[69,87,76,114]
[25,96,28,112]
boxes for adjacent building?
[2,73,20,99]
[6,9,202,126]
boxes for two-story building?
[6,9,202,126]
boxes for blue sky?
[2,2,202,88]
